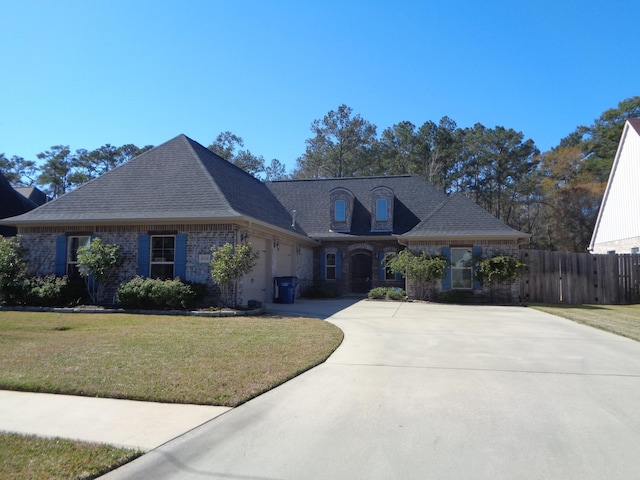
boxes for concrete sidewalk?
[0,298,355,451]
[0,390,230,450]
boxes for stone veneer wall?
[405,239,521,303]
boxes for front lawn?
[0,311,343,407]
[528,303,640,342]
[0,432,141,480]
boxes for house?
[0,171,37,237]
[15,185,49,206]
[589,118,640,254]
[1,134,528,304]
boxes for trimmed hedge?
[117,277,201,310]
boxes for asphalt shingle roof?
[402,192,527,239]
[0,171,37,236]
[3,134,527,241]
[4,135,299,234]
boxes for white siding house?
[589,119,640,253]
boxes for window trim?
[325,252,337,281]
[150,235,176,279]
[335,199,346,222]
[67,235,91,277]
[376,198,388,221]
[450,247,473,290]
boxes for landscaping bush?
[386,287,406,300]
[21,275,71,307]
[367,287,406,300]
[302,284,338,299]
[117,277,198,310]
[367,287,388,299]
[0,235,29,304]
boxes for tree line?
[291,98,640,252]
[2,96,639,252]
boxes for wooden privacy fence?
[519,250,640,305]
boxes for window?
[150,235,175,279]
[451,247,473,289]
[632,247,639,254]
[376,198,388,221]
[335,200,346,222]
[383,252,396,280]
[67,235,90,278]
[325,253,336,280]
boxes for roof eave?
[397,233,530,242]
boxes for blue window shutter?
[441,247,451,290]
[174,234,187,279]
[320,253,326,280]
[55,236,67,276]
[138,235,150,277]
[336,253,342,280]
[378,252,385,280]
[472,246,482,290]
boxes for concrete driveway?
[103,300,640,479]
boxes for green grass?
[528,303,640,341]
[0,311,344,407]
[0,432,141,480]
[0,310,343,478]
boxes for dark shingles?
[402,192,528,239]
[4,135,299,233]
[266,176,446,237]
[0,171,37,235]
[3,134,527,242]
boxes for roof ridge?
[269,174,414,184]
[179,135,237,214]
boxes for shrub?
[385,250,447,300]
[476,255,525,284]
[22,275,72,307]
[117,277,197,310]
[367,287,388,299]
[386,287,406,301]
[0,236,29,303]
[368,287,406,300]
[303,285,338,299]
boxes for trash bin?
[274,276,298,304]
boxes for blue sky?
[1,0,638,174]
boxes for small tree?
[210,243,259,307]
[386,250,447,300]
[476,255,525,303]
[0,235,29,303]
[76,238,123,304]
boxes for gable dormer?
[371,186,394,232]
[330,187,354,232]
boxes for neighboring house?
[0,171,37,237]
[1,134,528,304]
[589,118,640,254]
[15,186,49,206]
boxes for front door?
[351,253,372,293]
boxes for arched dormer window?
[371,186,394,232]
[330,188,354,232]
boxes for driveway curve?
[103,301,640,480]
